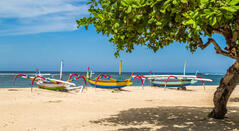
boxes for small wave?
[0,73,18,75]
[203,73,224,76]
[0,73,52,76]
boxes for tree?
[76,0,239,119]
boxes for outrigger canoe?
[14,74,86,92]
[87,73,134,89]
[148,78,197,87]
[14,61,87,92]
[87,79,133,89]
[145,75,212,89]
[36,81,67,91]
[86,60,134,89]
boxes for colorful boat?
[87,74,133,89]
[148,77,197,87]
[14,74,86,91]
[143,62,212,89]
[86,60,134,89]
[14,60,87,92]
[36,82,67,91]
[145,75,212,89]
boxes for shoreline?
[0,85,223,88]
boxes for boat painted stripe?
[89,83,127,89]
[89,79,128,83]
[152,83,192,87]
[87,80,132,86]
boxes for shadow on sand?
[230,97,239,102]
[151,86,195,91]
[91,106,239,130]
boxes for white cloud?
[0,0,89,36]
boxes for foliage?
[76,0,239,57]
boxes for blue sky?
[0,0,234,73]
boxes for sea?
[0,71,224,88]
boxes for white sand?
[0,86,239,130]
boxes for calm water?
[0,72,224,88]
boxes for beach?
[0,86,239,130]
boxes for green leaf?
[221,6,239,12]
[127,6,132,13]
[185,19,195,25]
[181,0,188,4]
[192,11,199,18]
[87,1,92,5]
[114,23,120,28]
[160,9,166,13]
[98,14,103,19]
[136,15,143,20]
[229,0,239,5]
[121,1,127,6]
[203,9,212,14]
[140,0,145,5]
[125,0,132,4]
[156,21,162,26]
[211,17,217,26]
[114,29,118,33]
[120,35,125,40]
[225,14,233,19]
[200,0,209,4]
[148,18,156,24]
[137,27,144,33]
[173,0,177,5]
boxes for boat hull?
[87,79,133,89]
[150,79,197,87]
[37,83,66,91]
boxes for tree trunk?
[208,61,239,119]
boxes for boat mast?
[183,61,186,76]
[60,60,63,80]
[119,60,122,80]
[90,68,93,78]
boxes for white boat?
[137,62,213,89]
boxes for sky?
[0,0,235,73]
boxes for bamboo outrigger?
[14,60,86,92]
[86,60,135,89]
[86,73,134,89]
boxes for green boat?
[145,75,212,89]
[37,82,67,91]
[149,78,197,87]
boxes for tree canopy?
[77,0,239,58]
[77,0,239,119]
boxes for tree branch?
[212,27,225,35]
[198,38,236,59]
[213,26,234,49]
[232,16,239,43]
